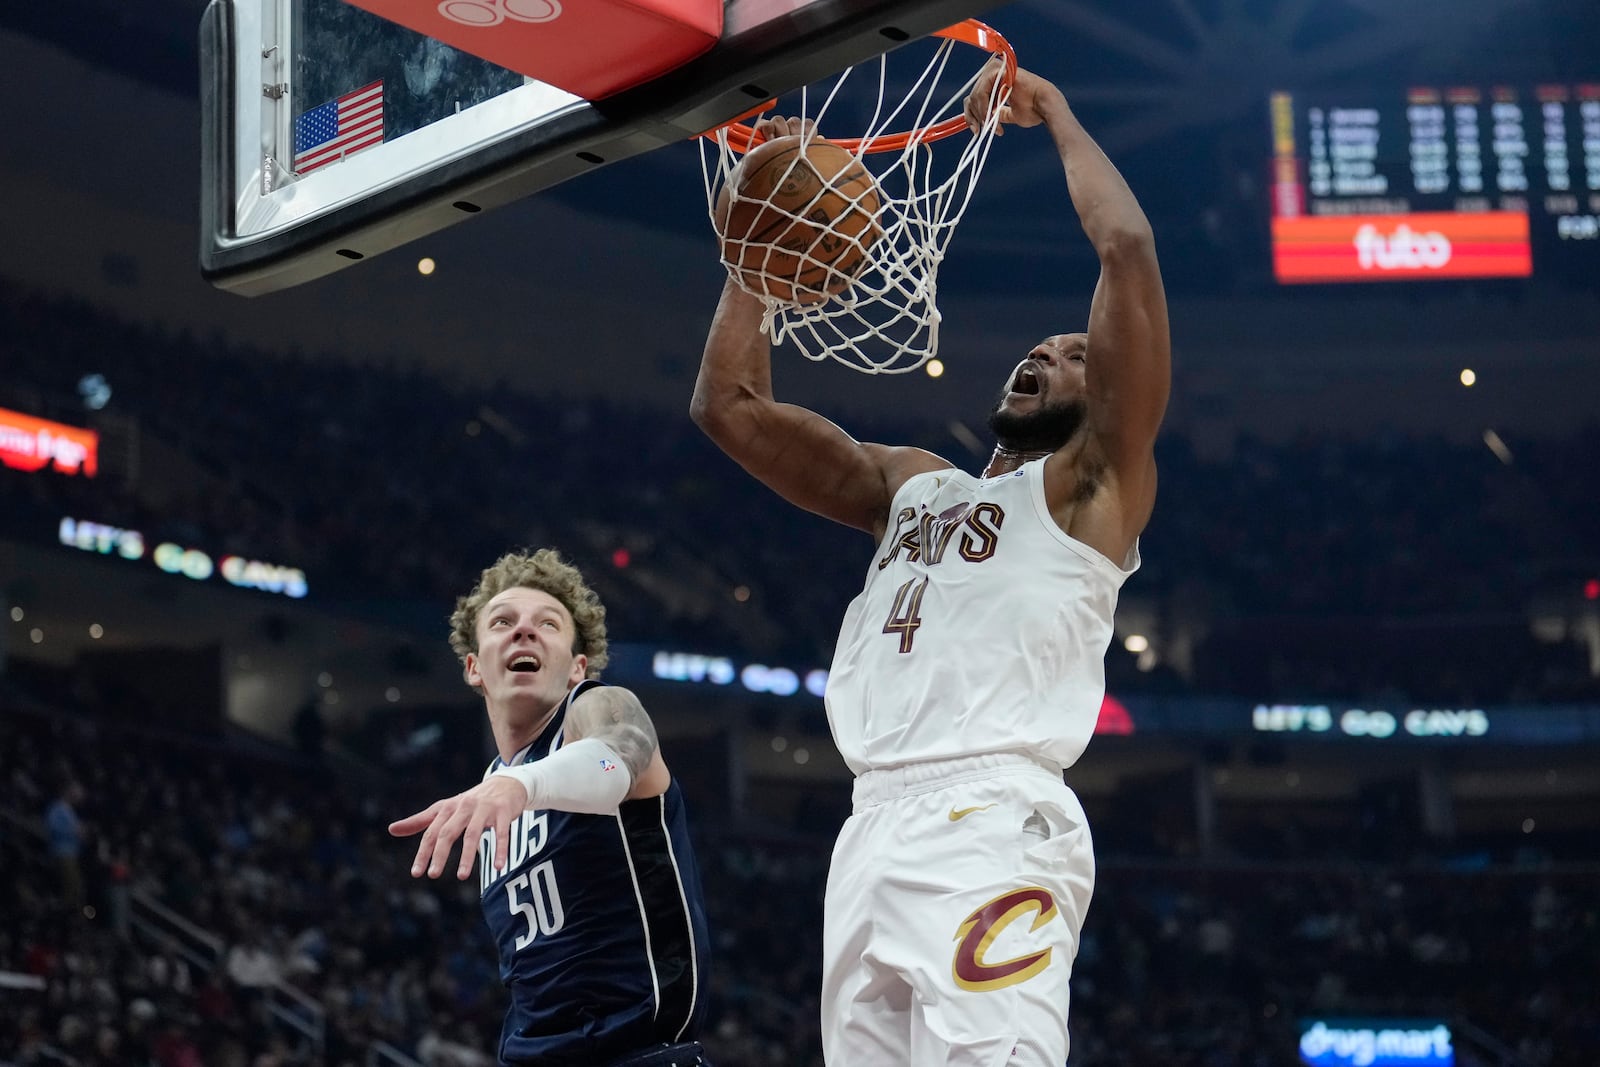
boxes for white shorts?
[821,753,1094,1067]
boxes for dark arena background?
[3,0,1600,1064]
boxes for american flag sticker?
[294,80,384,176]
[599,758,617,772]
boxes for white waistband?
[851,752,1062,811]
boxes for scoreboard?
[1269,84,1600,284]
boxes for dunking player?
[691,64,1169,1064]
[389,550,711,1067]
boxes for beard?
[987,395,1087,453]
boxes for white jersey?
[825,458,1138,776]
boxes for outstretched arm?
[388,686,669,880]
[691,119,948,537]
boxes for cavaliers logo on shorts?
[949,886,1059,991]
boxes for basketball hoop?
[700,19,1016,374]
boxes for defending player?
[390,549,711,1067]
[690,64,1169,1065]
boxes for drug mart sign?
[1300,1019,1453,1067]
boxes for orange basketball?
[713,135,883,306]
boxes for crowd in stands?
[4,282,1599,708]
[4,693,1597,1067]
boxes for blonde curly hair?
[449,549,608,679]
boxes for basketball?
[714,135,883,306]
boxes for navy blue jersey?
[476,680,711,1066]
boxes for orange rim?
[702,19,1016,155]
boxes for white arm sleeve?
[490,737,632,815]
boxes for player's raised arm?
[1066,109,1170,484]
[691,119,948,538]
[1045,82,1170,498]
[970,66,1171,526]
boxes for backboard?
[200,0,1000,296]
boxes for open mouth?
[508,655,541,674]
[1010,364,1041,396]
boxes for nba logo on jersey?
[599,758,618,772]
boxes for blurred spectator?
[44,779,85,913]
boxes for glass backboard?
[200,0,998,295]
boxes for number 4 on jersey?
[882,576,930,653]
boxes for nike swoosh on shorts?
[948,804,997,822]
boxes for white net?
[700,30,1011,374]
